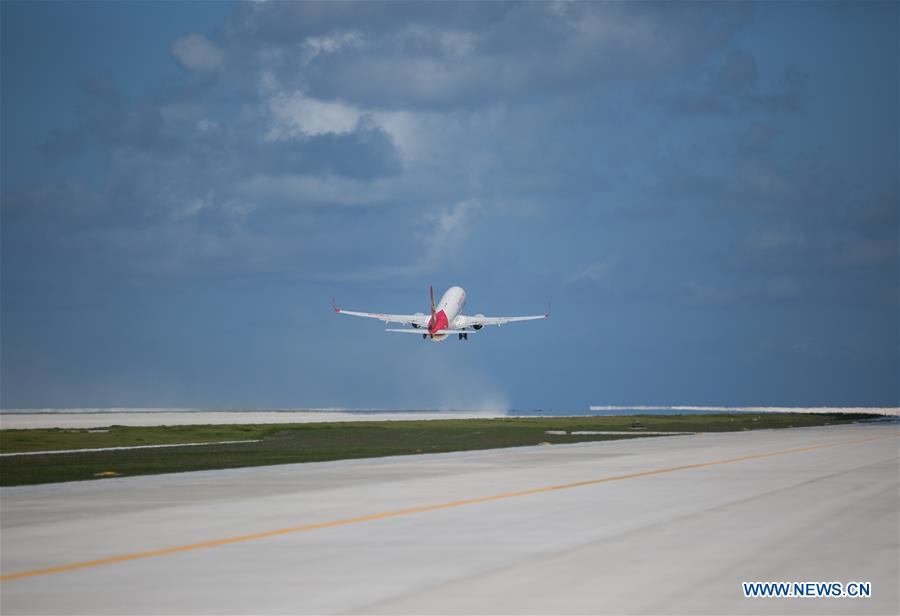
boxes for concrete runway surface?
[1,423,897,615]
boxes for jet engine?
[410,312,426,328]
[472,314,485,330]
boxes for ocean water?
[1,407,894,430]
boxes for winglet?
[545,302,551,319]
[332,298,341,313]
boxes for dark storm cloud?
[40,76,185,161]
[657,51,809,116]
[31,62,405,245]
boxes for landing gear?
[423,334,427,340]
[458,333,468,341]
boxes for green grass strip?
[0,413,874,486]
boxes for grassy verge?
[0,424,273,453]
[0,413,874,486]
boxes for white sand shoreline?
[0,411,506,429]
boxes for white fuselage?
[429,286,466,341]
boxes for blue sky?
[2,1,897,410]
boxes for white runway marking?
[0,440,261,457]
[564,430,694,435]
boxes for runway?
[1,423,897,614]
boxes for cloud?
[227,1,750,110]
[4,0,898,410]
[12,1,895,302]
[433,198,480,236]
[171,34,225,73]
[170,192,213,222]
[237,174,397,207]
[326,199,485,282]
[568,256,618,285]
[262,83,420,163]
[302,31,362,61]
[267,91,361,137]
[249,108,405,180]
[658,50,808,116]
[439,31,476,58]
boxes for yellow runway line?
[1,432,896,583]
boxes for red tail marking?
[429,309,449,335]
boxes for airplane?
[333,286,548,341]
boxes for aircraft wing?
[333,301,431,327]
[456,312,549,328]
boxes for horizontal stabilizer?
[385,328,477,334]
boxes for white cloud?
[170,194,212,222]
[568,255,618,284]
[434,198,480,235]
[303,31,362,61]
[171,34,225,73]
[326,199,485,282]
[439,31,476,58]
[420,198,482,259]
[257,69,278,94]
[267,91,361,137]
[373,105,508,164]
[197,118,220,133]
[370,110,421,161]
[264,88,430,163]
